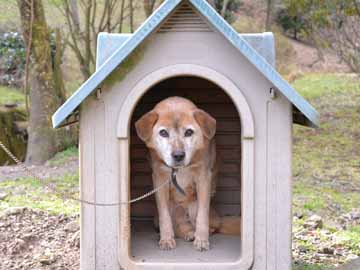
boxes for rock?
[22,233,35,242]
[37,252,56,265]
[64,221,79,233]
[0,106,27,165]
[304,214,323,229]
[350,211,360,220]
[294,212,304,219]
[4,207,26,216]
[298,245,309,253]
[334,258,360,270]
[321,247,335,255]
[70,230,80,248]
[9,238,27,254]
[0,192,8,200]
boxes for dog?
[135,97,240,251]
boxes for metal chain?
[0,140,172,206]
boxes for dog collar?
[171,168,186,196]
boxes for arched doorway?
[117,64,254,269]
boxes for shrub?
[214,0,242,24]
[0,32,26,87]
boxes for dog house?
[52,0,319,269]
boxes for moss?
[0,86,25,106]
[0,106,27,165]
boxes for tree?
[277,0,360,73]
[265,0,273,31]
[143,0,157,18]
[17,0,70,164]
[213,0,241,23]
[57,0,132,80]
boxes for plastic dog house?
[52,0,319,269]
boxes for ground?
[0,1,359,268]
[0,73,359,269]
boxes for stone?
[64,221,79,233]
[0,192,8,200]
[334,258,360,270]
[70,230,80,248]
[350,211,360,220]
[304,214,323,229]
[298,245,309,253]
[4,207,26,216]
[321,247,335,255]
[37,253,56,265]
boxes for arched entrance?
[117,64,254,269]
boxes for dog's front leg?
[194,171,211,251]
[153,171,176,250]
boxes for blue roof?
[52,0,319,128]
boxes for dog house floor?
[131,221,241,263]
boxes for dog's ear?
[135,110,158,142]
[193,109,216,139]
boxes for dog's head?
[135,97,216,168]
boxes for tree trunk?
[221,0,230,18]
[129,0,134,32]
[119,0,126,32]
[143,0,156,17]
[17,0,68,164]
[207,0,215,8]
[69,0,80,32]
[265,0,272,31]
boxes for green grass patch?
[0,174,79,215]
[335,227,360,252]
[292,73,360,100]
[0,86,25,106]
[47,146,78,166]
[292,73,360,195]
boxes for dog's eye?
[184,129,194,137]
[159,129,169,138]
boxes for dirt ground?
[0,207,79,270]
[290,39,350,74]
[0,158,78,183]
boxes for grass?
[47,146,78,166]
[292,73,360,268]
[292,73,360,100]
[0,174,79,215]
[0,85,24,106]
[293,73,360,214]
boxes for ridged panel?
[158,2,212,32]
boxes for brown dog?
[135,97,239,251]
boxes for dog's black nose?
[172,151,185,162]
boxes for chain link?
[0,140,172,206]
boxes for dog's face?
[135,97,216,168]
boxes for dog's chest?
[169,169,196,204]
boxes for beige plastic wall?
[79,30,292,270]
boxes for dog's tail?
[218,216,241,235]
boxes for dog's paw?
[159,238,176,250]
[184,231,195,242]
[193,237,210,251]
